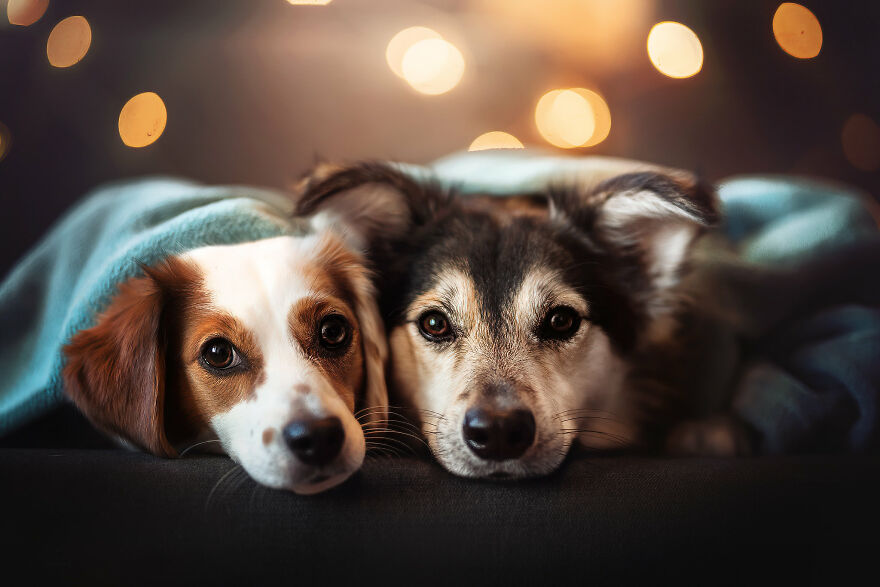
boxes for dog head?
[63,231,388,494]
[295,161,718,478]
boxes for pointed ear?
[62,262,185,457]
[549,171,720,319]
[293,161,450,251]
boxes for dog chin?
[433,446,568,480]
[291,468,357,495]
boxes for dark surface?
[2,446,878,586]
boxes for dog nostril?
[282,416,345,466]
[463,407,536,461]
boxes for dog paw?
[665,416,755,457]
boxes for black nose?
[282,416,345,466]
[462,407,536,461]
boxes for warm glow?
[0,121,10,163]
[46,16,92,68]
[535,88,612,149]
[7,0,49,26]
[576,89,612,148]
[468,131,525,151]
[285,0,333,4]
[647,21,703,79]
[773,3,822,59]
[401,38,465,95]
[118,92,167,148]
[386,26,442,79]
[842,114,880,172]
[474,0,655,75]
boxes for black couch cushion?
[2,448,877,585]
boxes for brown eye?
[540,306,581,341]
[319,315,351,349]
[201,338,238,370]
[418,311,452,342]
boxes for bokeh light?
[773,3,822,59]
[400,38,465,95]
[535,88,612,149]
[0,121,10,163]
[285,0,333,4]
[118,92,167,148]
[46,16,92,68]
[647,21,703,79]
[841,114,880,172]
[386,26,442,79]
[576,89,612,148]
[468,131,525,151]
[7,0,49,26]
[474,0,654,75]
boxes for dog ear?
[293,161,450,251]
[62,261,186,457]
[349,268,390,426]
[549,171,720,325]
[314,237,391,425]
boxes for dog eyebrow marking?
[513,268,590,330]
[406,267,480,334]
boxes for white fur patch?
[181,235,372,494]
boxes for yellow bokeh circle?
[47,16,92,68]
[647,21,703,79]
[535,88,611,149]
[468,131,525,151]
[400,38,465,96]
[386,26,442,79]
[7,0,49,26]
[118,92,167,148]
[773,3,822,59]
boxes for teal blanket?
[429,153,880,453]
[0,178,294,435]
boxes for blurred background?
[1,0,879,278]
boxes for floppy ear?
[293,161,450,251]
[349,266,390,426]
[62,263,181,457]
[549,171,720,329]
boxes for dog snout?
[282,416,345,466]
[462,407,536,461]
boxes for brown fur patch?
[169,308,266,435]
[287,295,362,412]
[62,256,204,457]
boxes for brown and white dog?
[294,160,749,480]
[63,228,388,494]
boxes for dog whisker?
[179,438,222,457]
[365,442,402,457]
[560,428,634,445]
[205,462,245,512]
[552,408,624,421]
[364,435,420,456]
[364,429,432,449]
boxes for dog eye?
[200,338,239,370]
[539,306,581,341]
[319,315,351,349]
[418,311,453,342]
